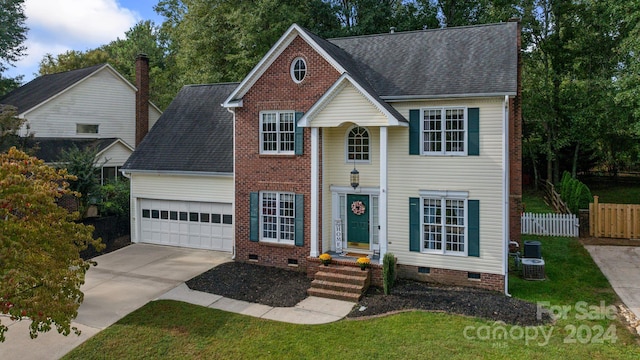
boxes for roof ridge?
[328,21,512,41]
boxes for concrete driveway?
[585,245,640,320]
[0,244,231,360]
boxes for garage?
[139,199,233,252]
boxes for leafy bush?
[559,171,593,213]
[97,179,130,218]
[382,252,396,295]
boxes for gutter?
[503,95,512,297]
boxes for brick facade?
[397,264,505,292]
[234,37,340,270]
[509,19,523,245]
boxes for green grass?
[523,189,554,213]
[65,236,639,359]
[586,183,640,204]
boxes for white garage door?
[139,199,233,252]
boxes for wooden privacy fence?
[521,212,579,237]
[590,196,640,239]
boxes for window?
[422,196,466,255]
[101,166,122,185]
[290,57,306,83]
[260,191,295,244]
[260,111,295,154]
[76,124,99,134]
[422,107,466,155]
[346,126,370,162]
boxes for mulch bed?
[186,262,550,326]
[187,262,312,307]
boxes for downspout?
[226,107,237,260]
[503,95,511,297]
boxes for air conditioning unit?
[522,258,545,280]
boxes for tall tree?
[0,0,27,96]
[0,148,103,342]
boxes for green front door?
[347,194,370,246]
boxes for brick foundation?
[397,264,505,292]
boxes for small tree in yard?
[0,147,103,342]
[57,145,103,210]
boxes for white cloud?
[25,0,138,43]
[6,0,140,82]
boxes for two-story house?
[123,22,522,294]
[0,55,161,184]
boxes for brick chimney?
[135,53,150,147]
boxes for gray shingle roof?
[327,22,518,97]
[0,64,106,113]
[25,137,121,163]
[122,83,237,173]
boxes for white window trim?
[259,191,295,245]
[420,107,468,156]
[259,110,295,155]
[344,125,371,164]
[290,57,307,84]
[420,191,468,256]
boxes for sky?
[6,0,163,83]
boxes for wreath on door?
[351,200,366,216]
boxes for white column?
[379,126,388,262]
[310,127,319,257]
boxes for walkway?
[0,244,354,360]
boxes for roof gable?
[223,24,347,107]
[299,74,407,127]
[26,137,123,163]
[123,83,238,174]
[0,64,108,114]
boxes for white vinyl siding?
[311,82,389,127]
[387,98,505,274]
[18,66,161,148]
[98,141,133,168]
[130,173,234,203]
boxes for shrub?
[559,171,593,214]
[383,252,396,295]
[97,179,130,218]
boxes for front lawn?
[64,237,639,359]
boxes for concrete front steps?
[308,265,370,302]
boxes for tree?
[0,148,103,342]
[0,0,28,96]
[56,146,103,209]
[0,105,25,151]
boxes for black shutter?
[468,108,479,156]
[250,192,259,242]
[409,109,420,155]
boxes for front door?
[347,194,370,249]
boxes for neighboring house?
[0,55,161,184]
[123,22,522,293]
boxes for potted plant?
[357,257,370,270]
[319,253,332,266]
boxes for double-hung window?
[422,107,466,155]
[260,191,295,244]
[260,111,295,154]
[421,192,467,255]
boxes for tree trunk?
[571,143,580,178]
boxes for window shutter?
[295,112,304,155]
[409,109,420,155]
[468,200,480,257]
[409,197,420,252]
[295,194,304,246]
[250,192,259,242]
[468,108,479,156]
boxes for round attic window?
[291,57,307,83]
